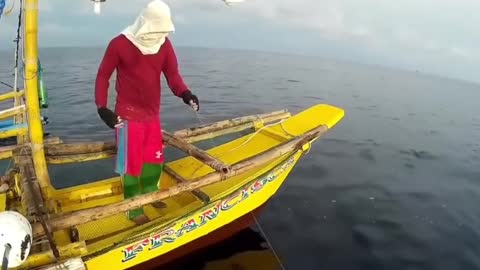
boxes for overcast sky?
[0,0,478,83]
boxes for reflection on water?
[154,227,283,270]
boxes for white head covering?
[121,0,175,55]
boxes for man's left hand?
[181,90,199,111]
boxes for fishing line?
[0,81,13,88]
[189,108,287,269]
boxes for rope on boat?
[13,0,23,92]
[189,109,295,178]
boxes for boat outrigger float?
[0,0,345,269]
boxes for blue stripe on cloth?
[115,121,128,175]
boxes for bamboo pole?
[163,131,231,173]
[163,165,210,203]
[18,156,59,257]
[0,105,25,120]
[0,136,62,160]
[32,124,328,237]
[10,110,290,159]
[184,112,291,143]
[0,90,24,102]
[174,109,289,138]
[46,151,116,164]
[45,142,115,156]
[24,0,52,194]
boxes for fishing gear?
[37,60,48,109]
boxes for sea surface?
[1,46,480,270]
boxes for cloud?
[1,0,478,83]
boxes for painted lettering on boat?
[121,156,294,262]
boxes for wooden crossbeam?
[163,131,231,174]
[163,165,210,203]
[0,104,25,120]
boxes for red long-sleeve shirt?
[95,35,189,121]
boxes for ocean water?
[1,46,480,270]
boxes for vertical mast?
[23,0,51,196]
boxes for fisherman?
[94,0,199,225]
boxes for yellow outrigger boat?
[0,0,345,269]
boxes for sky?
[0,0,479,84]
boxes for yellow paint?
[0,193,6,211]
[24,0,52,196]
[0,105,25,121]
[12,242,88,270]
[1,5,346,270]
[4,93,343,270]
[0,126,27,139]
[47,103,342,270]
[0,150,13,160]
[0,90,24,102]
[85,152,300,270]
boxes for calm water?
[1,46,480,270]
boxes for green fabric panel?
[123,174,144,219]
[140,163,164,194]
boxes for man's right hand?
[97,107,123,129]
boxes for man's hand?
[97,107,123,129]
[181,90,199,111]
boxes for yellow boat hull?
[4,103,344,270]
[86,152,298,270]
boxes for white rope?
[251,213,286,270]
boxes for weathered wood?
[18,157,43,216]
[45,142,116,156]
[184,112,291,143]
[0,136,62,160]
[32,124,328,237]
[13,141,116,156]
[6,110,290,159]
[174,109,289,138]
[163,131,231,174]
[46,151,116,164]
[164,165,210,203]
[44,136,63,144]
[18,156,60,258]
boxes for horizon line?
[0,44,478,87]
